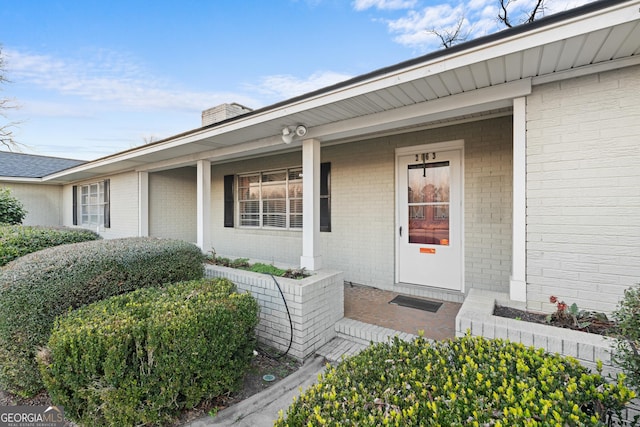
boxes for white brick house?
[3,0,639,316]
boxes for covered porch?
[344,282,461,340]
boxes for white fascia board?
[430,2,640,75]
[0,176,45,183]
[533,55,640,86]
[44,158,148,182]
[138,134,285,172]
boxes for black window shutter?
[72,185,78,225]
[320,162,331,232]
[224,175,234,227]
[103,179,111,228]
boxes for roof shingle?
[0,152,85,179]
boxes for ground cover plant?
[275,334,635,426]
[0,237,204,397]
[208,254,308,279]
[0,225,100,266]
[39,278,259,426]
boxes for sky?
[1,0,594,161]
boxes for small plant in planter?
[547,295,615,333]
[207,250,308,279]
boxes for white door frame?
[395,139,465,292]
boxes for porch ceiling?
[47,0,640,183]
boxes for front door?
[398,149,462,290]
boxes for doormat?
[389,295,442,313]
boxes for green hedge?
[0,188,27,225]
[0,225,100,266]
[40,278,259,426]
[276,335,635,426]
[0,237,204,396]
[613,284,640,392]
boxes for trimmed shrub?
[276,335,635,426]
[612,284,640,392]
[0,188,26,225]
[0,225,100,266]
[39,278,259,426]
[0,237,204,396]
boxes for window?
[73,180,110,228]
[225,163,331,231]
[320,162,331,232]
[238,168,302,229]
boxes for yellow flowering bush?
[276,335,635,426]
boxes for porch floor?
[343,283,462,341]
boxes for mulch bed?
[494,305,616,336]
[0,351,301,427]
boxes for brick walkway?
[343,283,462,341]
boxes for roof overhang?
[45,0,640,183]
[0,176,45,184]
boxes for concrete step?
[335,318,418,346]
[315,337,368,364]
[316,318,419,364]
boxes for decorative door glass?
[407,161,450,245]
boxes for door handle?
[399,226,402,237]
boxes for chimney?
[201,103,253,127]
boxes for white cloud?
[5,48,356,118]
[4,48,261,114]
[353,0,418,11]
[247,71,354,101]
[360,0,597,52]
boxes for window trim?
[75,180,110,229]
[224,162,331,232]
[237,167,302,230]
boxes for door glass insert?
[407,161,450,245]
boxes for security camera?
[295,125,307,137]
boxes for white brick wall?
[205,265,344,360]
[461,118,513,292]
[106,172,139,238]
[526,65,640,314]
[62,171,139,238]
[149,167,197,242]
[2,183,62,226]
[321,137,396,289]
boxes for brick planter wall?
[205,265,343,361]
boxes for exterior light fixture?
[281,125,307,144]
[282,127,294,144]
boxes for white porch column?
[510,97,527,302]
[196,160,211,251]
[300,138,322,270]
[138,171,149,237]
